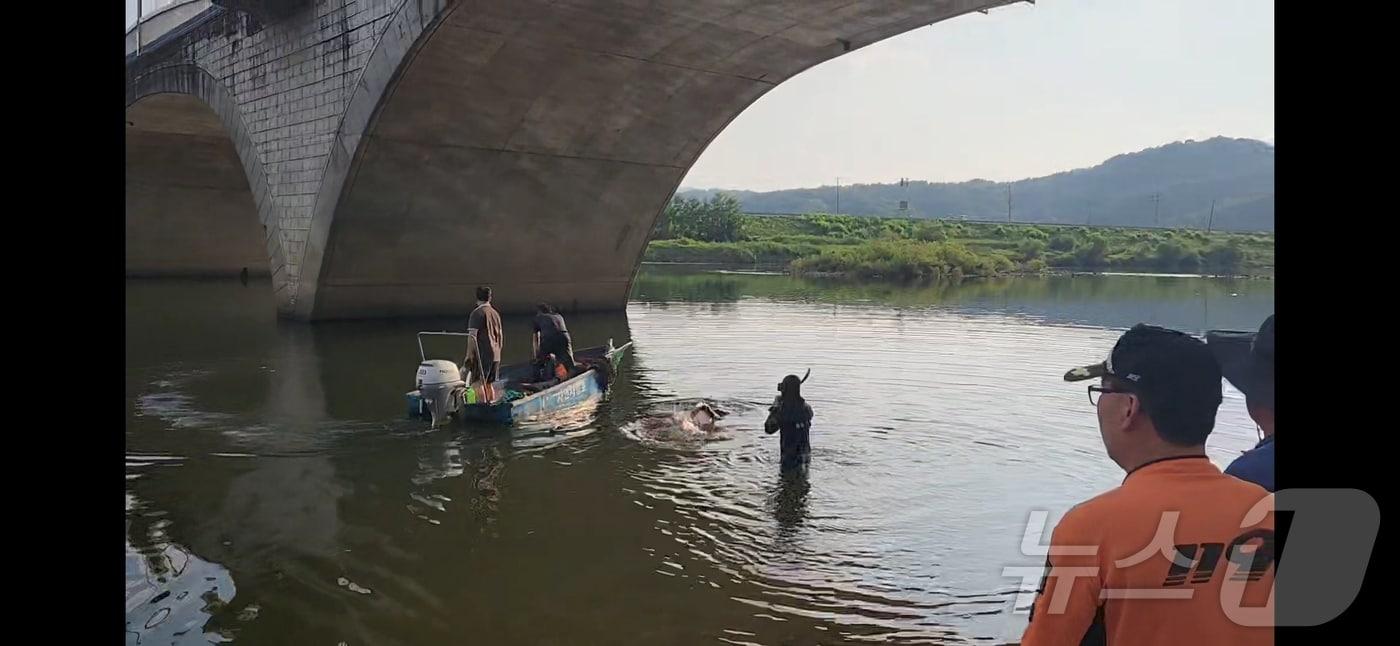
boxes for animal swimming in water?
[679,401,724,434]
[633,400,730,441]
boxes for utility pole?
[1007,184,1013,222]
[1207,199,1216,233]
[1151,193,1161,227]
[835,177,841,215]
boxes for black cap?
[1206,315,1274,409]
[1065,324,1223,442]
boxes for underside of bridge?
[127,94,269,278]
[123,0,1022,320]
[305,0,1017,319]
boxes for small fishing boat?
[406,331,632,427]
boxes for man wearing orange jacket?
[1021,324,1274,646]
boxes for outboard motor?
[416,360,464,427]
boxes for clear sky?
[682,0,1274,191]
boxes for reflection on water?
[126,271,1273,644]
[770,471,812,539]
[126,491,238,644]
[634,265,1272,334]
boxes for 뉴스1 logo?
[1003,488,1379,627]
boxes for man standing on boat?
[765,372,814,473]
[464,286,504,387]
[532,303,576,374]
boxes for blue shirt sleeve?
[1225,442,1274,492]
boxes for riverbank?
[644,213,1274,281]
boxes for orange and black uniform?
[1022,456,1274,646]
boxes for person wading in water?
[765,371,813,473]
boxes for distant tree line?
[653,193,745,243]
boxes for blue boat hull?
[458,369,606,423]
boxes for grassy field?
[644,213,1273,280]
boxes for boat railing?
[417,331,470,362]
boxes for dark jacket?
[765,399,813,471]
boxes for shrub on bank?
[1048,233,1077,252]
[1018,238,1048,260]
[915,221,948,242]
[790,240,1015,281]
[645,239,756,264]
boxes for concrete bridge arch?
[127,62,293,313]
[125,0,1026,320]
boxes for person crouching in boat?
[519,353,571,394]
[532,303,576,375]
[765,373,814,473]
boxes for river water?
[125,268,1274,645]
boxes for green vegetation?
[646,198,1273,282]
[790,240,1014,281]
[652,193,745,243]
